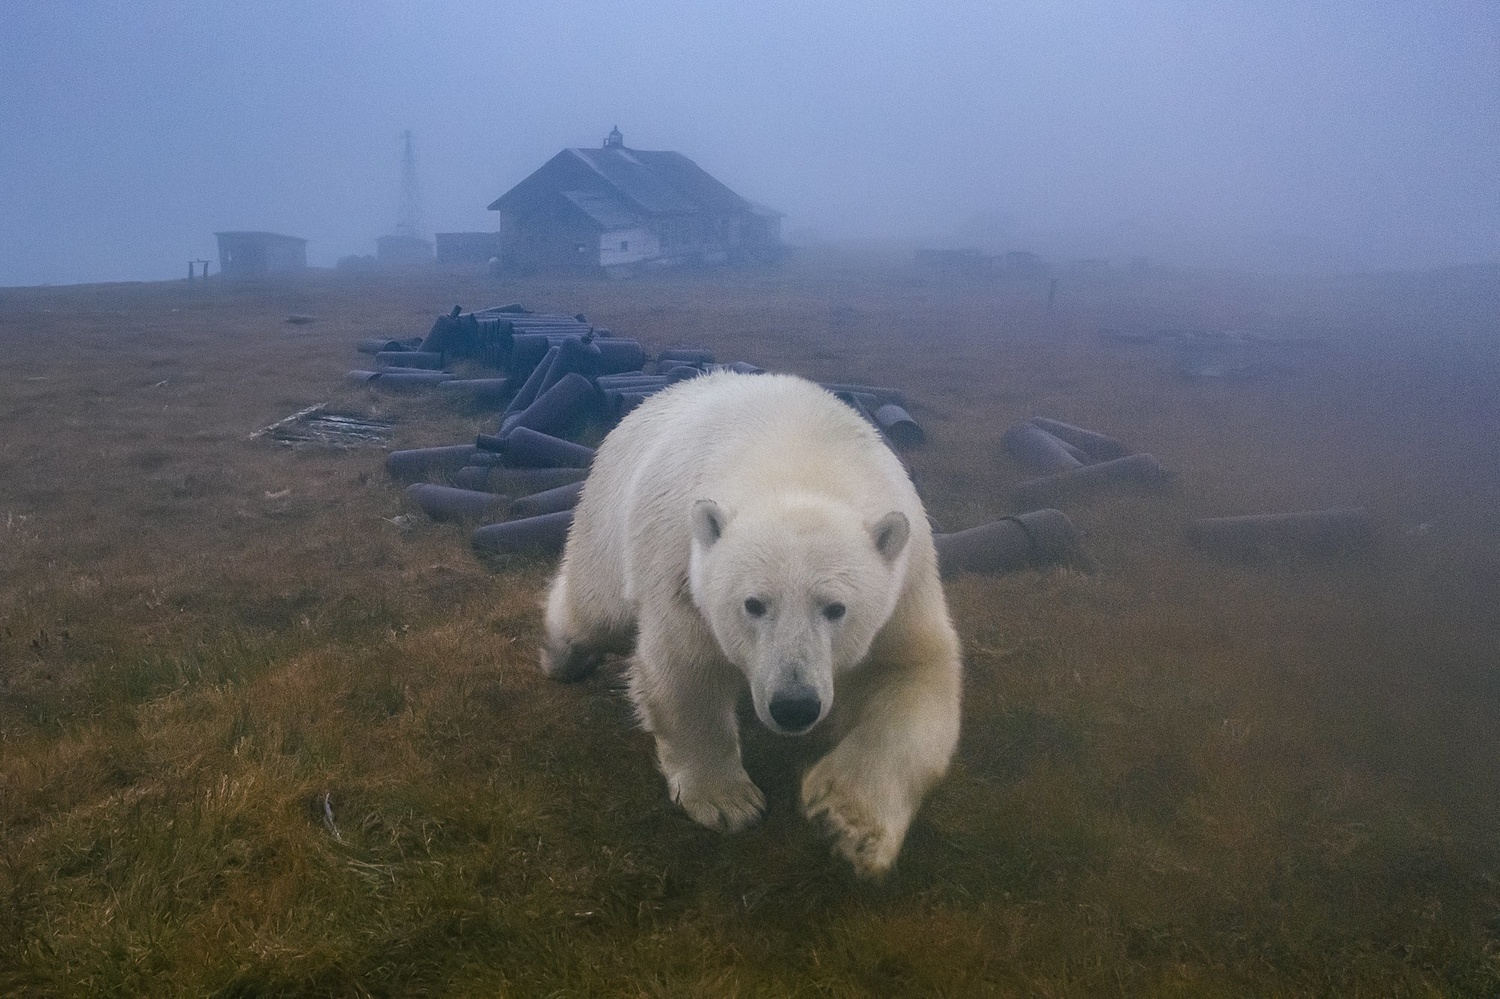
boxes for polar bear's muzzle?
[767,679,823,734]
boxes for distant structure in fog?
[214,231,307,279]
[435,231,503,267]
[488,127,782,276]
[377,130,433,268]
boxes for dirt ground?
[2,253,1498,996]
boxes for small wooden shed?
[214,231,307,279]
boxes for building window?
[620,240,629,251]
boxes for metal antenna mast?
[395,130,423,238]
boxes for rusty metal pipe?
[358,337,423,355]
[595,374,670,391]
[510,480,586,517]
[818,383,908,406]
[506,334,565,377]
[1188,507,1374,557]
[472,511,574,558]
[608,388,665,420]
[407,483,512,522]
[1029,417,1129,461]
[934,509,1079,579]
[541,337,604,389]
[1013,453,1170,509]
[1003,421,1086,474]
[386,445,479,480]
[477,427,595,468]
[366,371,456,390]
[376,350,445,369]
[503,372,599,437]
[594,338,647,374]
[503,345,560,420]
[657,348,715,365]
[875,404,925,447]
[454,465,588,493]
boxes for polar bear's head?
[688,495,911,736]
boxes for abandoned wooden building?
[214,231,307,279]
[487,128,782,276]
[375,233,433,268]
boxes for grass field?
[2,253,1498,996]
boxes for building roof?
[561,190,646,231]
[488,138,761,221]
[214,231,308,244]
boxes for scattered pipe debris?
[1003,421,1086,474]
[263,302,1367,586]
[406,484,512,522]
[1027,417,1128,461]
[454,466,588,494]
[875,404,925,447]
[386,445,480,480]
[1014,453,1170,510]
[934,509,1085,579]
[1188,507,1374,558]
[472,510,575,558]
[1004,416,1169,508]
[345,303,932,566]
[510,480,586,517]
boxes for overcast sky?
[1,1,1495,285]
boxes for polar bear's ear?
[692,499,728,549]
[870,511,910,564]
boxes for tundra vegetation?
[1,251,1497,996]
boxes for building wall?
[264,239,306,273]
[216,233,306,278]
[435,232,502,266]
[598,227,658,268]
[497,208,604,275]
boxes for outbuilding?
[488,128,782,276]
[214,231,307,279]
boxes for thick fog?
[1,1,1495,286]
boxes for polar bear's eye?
[823,602,846,621]
[743,598,767,617]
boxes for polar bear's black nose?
[769,683,822,733]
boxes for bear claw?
[540,642,600,683]
[669,770,766,833]
[802,766,901,878]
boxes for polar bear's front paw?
[540,639,601,683]
[801,759,905,878]
[667,768,766,833]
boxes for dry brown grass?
[1,254,1498,996]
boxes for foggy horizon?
[2,2,1495,287]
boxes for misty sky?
[1,1,1495,285]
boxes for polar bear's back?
[567,372,924,603]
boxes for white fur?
[541,372,962,877]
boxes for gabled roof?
[561,190,646,231]
[489,145,756,220]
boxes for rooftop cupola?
[603,126,624,149]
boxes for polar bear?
[540,372,961,876]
